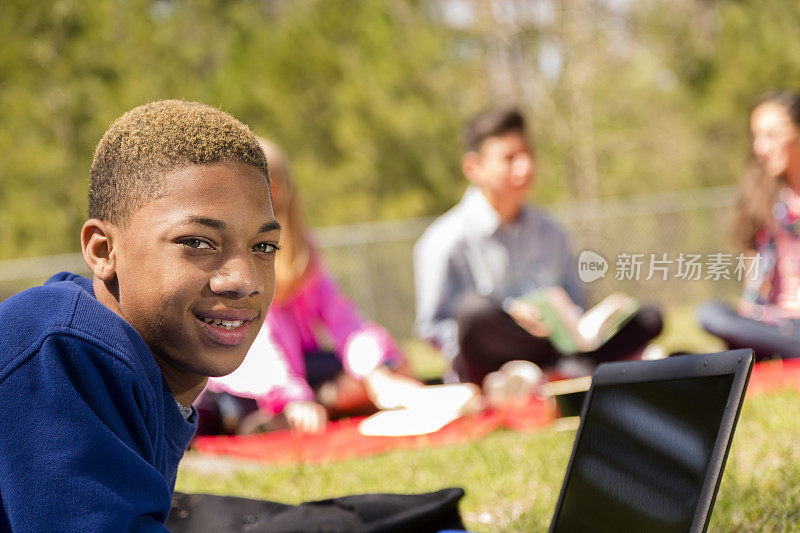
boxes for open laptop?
[549,349,754,533]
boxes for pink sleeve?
[310,265,404,378]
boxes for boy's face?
[466,131,536,211]
[105,162,280,381]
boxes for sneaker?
[483,360,545,407]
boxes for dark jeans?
[305,350,343,389]
[453,292,664,384]
[195,391,258,437]
[195,350,343,436]
[697,300,800,361]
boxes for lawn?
[176,390,800,532]
[175,307,800,531]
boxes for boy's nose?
[753,136,778,158]
[753,138,767,157]
[512,154,535,178]
[210,253,263,298]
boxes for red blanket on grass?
[191,399,556,465]
[191,359,800,465]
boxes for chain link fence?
[0,186,740,340]
[318,185,741,339]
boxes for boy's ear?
[462,151,482,185]
[81,219,118,282]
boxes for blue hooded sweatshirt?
[0,273,197,532]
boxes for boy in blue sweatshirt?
[0,100,280,531]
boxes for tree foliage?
[0,0,468,259]
[1,0,800,260]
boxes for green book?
[517,288,639,354]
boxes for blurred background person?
[698,90,800,360]
[197,139,422,435]
[413,108,663,389]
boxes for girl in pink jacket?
[201,139,420,434]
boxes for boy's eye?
[253,242,279,254]
[181,238,211,249]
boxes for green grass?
[712,392,800,532]
[176,424,574,531]
[655,303,727,355]
[401,338,449,382]
[176,390,800,532]
[176,307,798,531]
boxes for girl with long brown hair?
[698,90,800,359]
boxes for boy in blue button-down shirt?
[414,108,662,385]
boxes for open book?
[516,288,639,354]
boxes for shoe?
[641,344,667,360]
[554,355,595,379]
[483,360,545,407]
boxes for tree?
[0,0,469,259]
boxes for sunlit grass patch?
[177,392,800,532]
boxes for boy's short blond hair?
[89,99,268,225]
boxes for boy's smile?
[87,162,280,404]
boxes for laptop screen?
[551,373,735,533]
